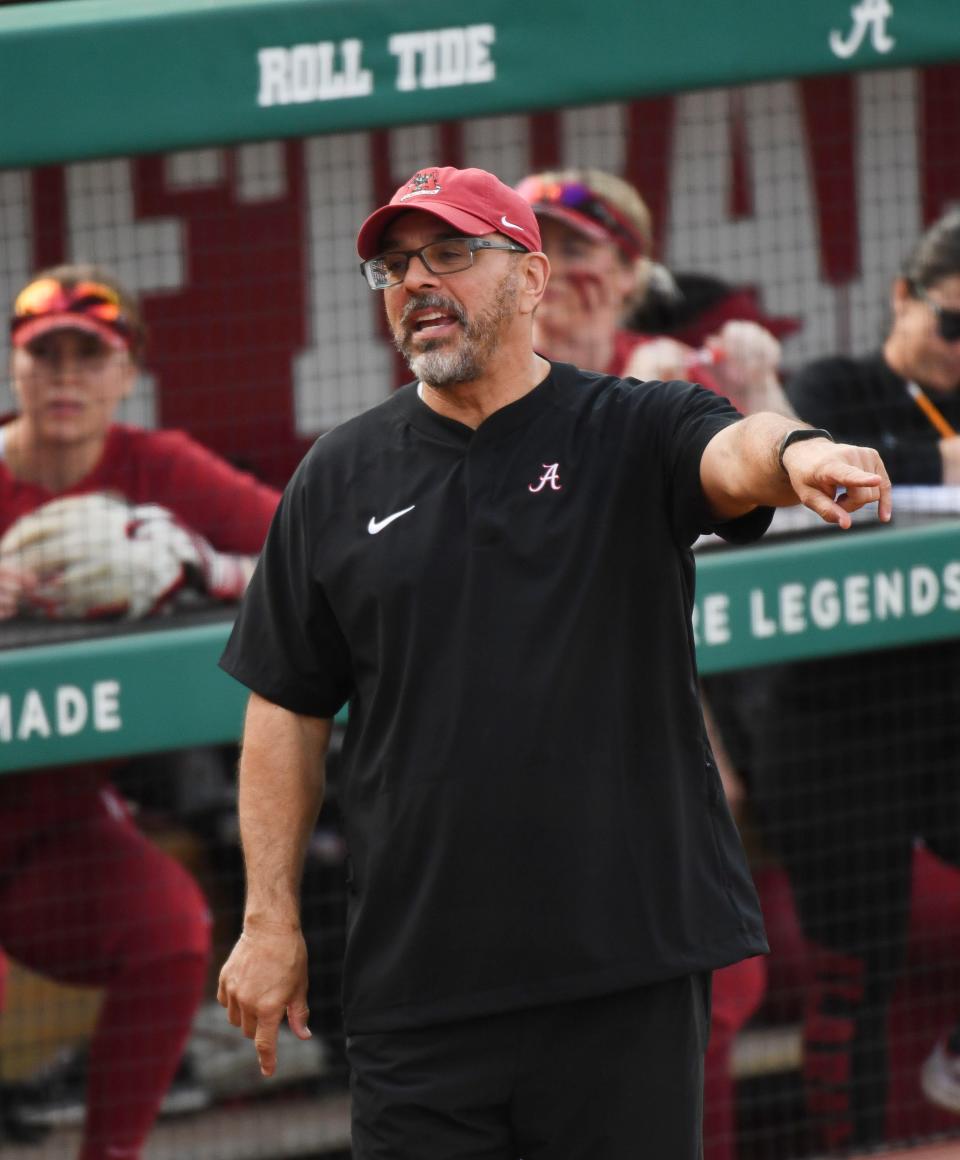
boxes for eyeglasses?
[360,237,526,290]
[11,277,132,339]
[515,177,648,260]
[912,283,960,343]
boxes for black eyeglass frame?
[360,237,527,290]
[911,281,960,343]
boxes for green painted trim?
[0,0,956,167]
[0,622,246,772]
[3,519,960,773]
[694,520,960,673]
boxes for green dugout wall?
[0,0,957,167]
[1,0,960,774]
[5,521,960,772]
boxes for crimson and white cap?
[356,166,542,260]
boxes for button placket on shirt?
[463,429,506,550]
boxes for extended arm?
[217,693,332,1077]
[700,411,892,529]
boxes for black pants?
[347,974,710,1160]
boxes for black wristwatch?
[777,427,835,471]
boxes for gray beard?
[408,342,486,388]
[394,273,519,389]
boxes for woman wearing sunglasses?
[0,264,280,1159]
[786,208,960,477]
[754,209,960,1152]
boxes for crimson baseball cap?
[356,166,541,260]
[10,276,133,352]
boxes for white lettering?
[910,565,939,616]
[422,29,465,90]
[703,593,731,645]
[257,47,291,106]
[944,562,960,611]
[0,680,126,746]
[339,40,373,97]
[780,583,807,634]
[56,685,89,736]
[257,40,373,108]
[290,43,320,103]
[390,25,497,93]
[829,0,895,60]
[17,690,51,740]
[809,578,841,629]
[693,558,960,655]
[389,32,421,92]
[466,24,496,84]
[750,589,777,638]
[529,463,563,493]
[874,569,905,619]
[843,573,871,624]
[93,681,122,732]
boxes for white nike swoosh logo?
[368,505,416,534]
[500,214,524,232]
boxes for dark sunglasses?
[912,282,960,343]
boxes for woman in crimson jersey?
[0,265,280,1160]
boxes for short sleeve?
[652,380,774,546]
[219,459,353,717]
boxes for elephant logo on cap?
[400,170,443,200]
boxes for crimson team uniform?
[0,421,279,1160]
[222,364,771,1158]
[606,329,727,401]
[0,421,279,542]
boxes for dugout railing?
[4,513,960,1160]
[3,2,960,1159]
[3,510,960,773]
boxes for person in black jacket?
[215,165,891,1160]
[786,208,960,481]
[755,208,960,1151]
